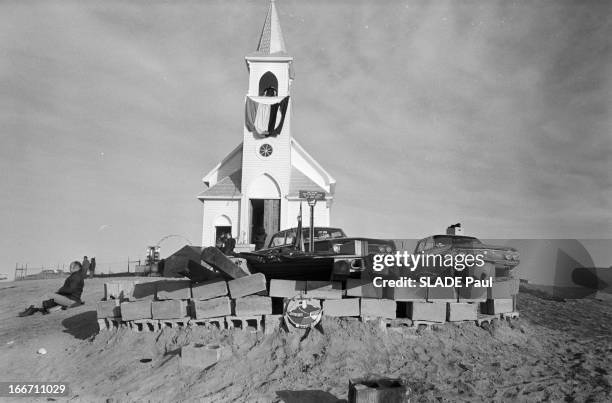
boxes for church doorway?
[215,226,232,244]
[250,199,280,249]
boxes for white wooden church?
[198,0,336,248]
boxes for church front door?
[250,199,280,249]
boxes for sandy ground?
[0,278,611,403]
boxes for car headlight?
[504,253,512,260]
[332,244,341,253]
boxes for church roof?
[197,170,242,199]
[250,0,288,57]
[287,166,328,198]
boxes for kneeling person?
[19,261,86,316]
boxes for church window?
[259,71,278,96]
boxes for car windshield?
[302,228,346,241]
[432,235,481,247]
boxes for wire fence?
[14,258,145,281]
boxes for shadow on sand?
[61,310,98,340]
[275,390,345,403]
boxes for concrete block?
[132,281,158,300]
[201,247,249,279]
[96,300,121,319]
[488,278,519,299]
[152,300,187,320]
[346,278,383,299]
[447,302,478,322]
[156,280,192,300]
[189,317,227,330]
[305,281,343,299]
[192,296,232,319]
[410,302,446,322]
[130,319,160,332]
[427,286,457,302]
[191,280,228,300]
[226,315,263,331]
[458,283,488,302]
[385,284,427,301]
[264,314,283,335]
[349,376,409,403]
[104,281,136,301]
[228,257,251,274]
[120,300,152,321]
[361,299,396,319]
[235,295,272,316]
[482,298,514,314]
[228,273,267,298]
[323,298,360,317]
[181,343,224,369]
[269,279,306,298]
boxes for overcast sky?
[1,0,610,276]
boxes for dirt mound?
[1,279,611,402]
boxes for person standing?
[89,257,96,278]
[82,256,90,277]
[223,233,236,255]
[254,227,267,251]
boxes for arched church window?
[259,71,278,96]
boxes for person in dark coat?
[82,256,90,276]
[254,227,267,251]
[89,257,96,278]
[18,261,86,316]
[223,233,236,255]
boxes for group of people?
[18,255,95,317]
[81,256,96,279]
[216,233,236,255]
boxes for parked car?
[414,234,520,277]
[239,227,396,280]
[0,273,8,280]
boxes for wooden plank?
[104,281,136,301]
[179,259,225,283]
[228,273,267,298]
[201,247,249,279]
[191,280,228,300]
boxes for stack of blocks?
[97,272,520,333]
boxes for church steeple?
[255,0,287,56]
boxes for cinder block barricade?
[96,261,521,333]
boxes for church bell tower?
[198,0,335,249]
[239,0,294,244]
